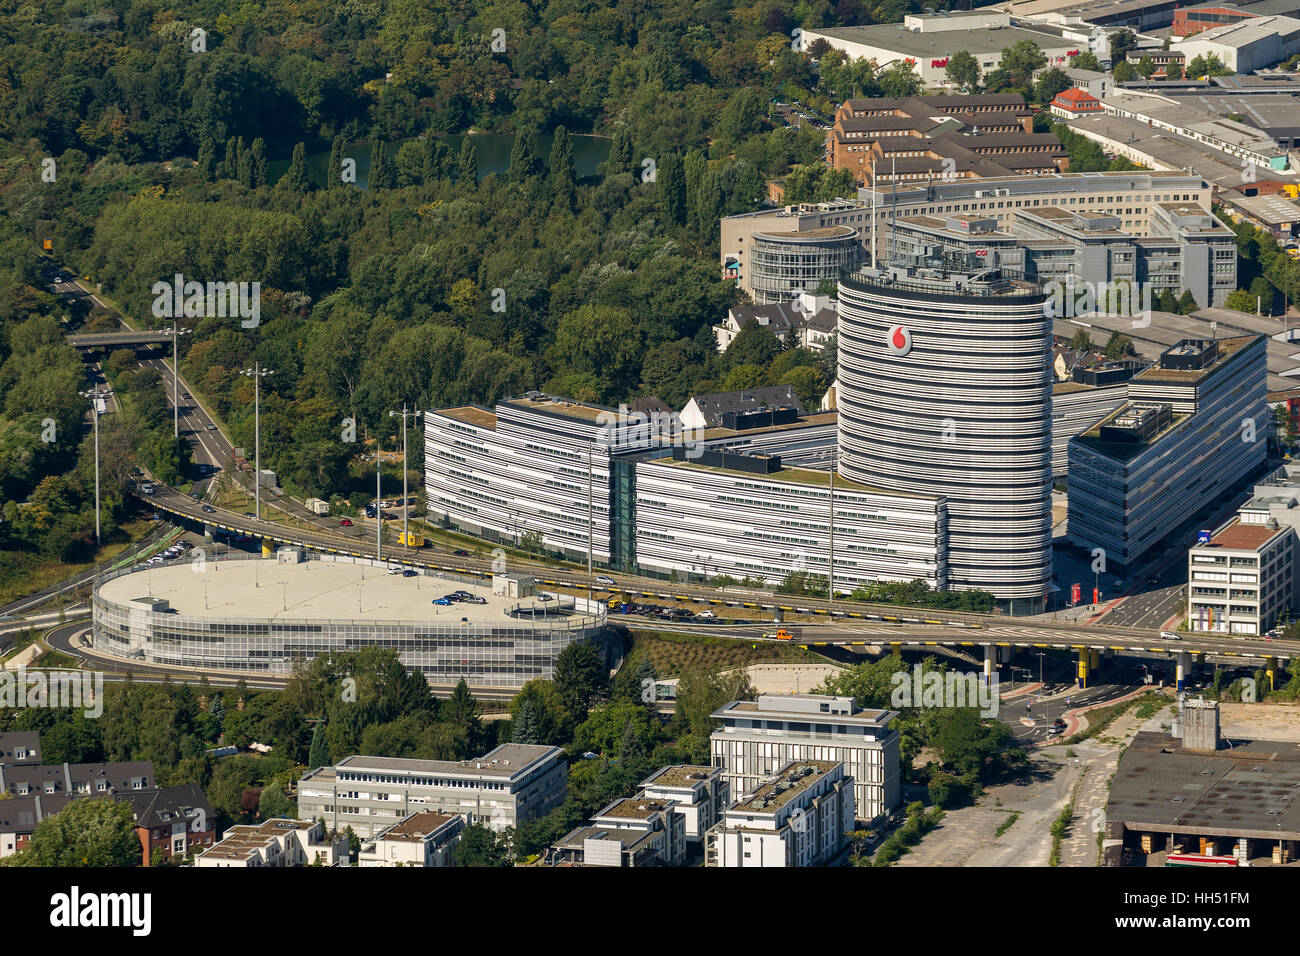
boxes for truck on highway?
[398,531,426,548]
[305,497,330,516]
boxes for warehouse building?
[800,12,1092,87]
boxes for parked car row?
[433,590,486,606]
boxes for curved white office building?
[836,266,1053,611]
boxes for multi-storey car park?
[91,554,606,689]
[1067,336,1270,572]
[720,171,1222,307]
[836,265,1055,613]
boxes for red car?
[340,517,353,527]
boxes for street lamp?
[168,324,192,438]
[389,405,419,547]
[79,384,113,548]
[238,364,274,521]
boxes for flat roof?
[376,811,460,841]
[497,395,613,423]
[1131,334,1256,383]
[335,745,560,780]
[598,797,674,820]
[734,761,838,813]
[435,405,497,430]
[642,765,718,789]
[1108,731,1300,840]
[657,455,935,500]
[806,23,1075,58]
[98,561,548,626]
[716,698,897,725]
[1197,518,1289,550]
[755,225,856,240]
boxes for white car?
[695,610,718,619]
[387,566,402,575]
[1160,631,1182,641]
[595,575,617,587]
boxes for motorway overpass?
[67,330,173,348]
[130,484,1297,691]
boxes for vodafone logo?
[886,325,912,356]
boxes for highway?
[133,481,1298,665]
[44,262,1299,679]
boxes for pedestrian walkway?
[1050,696,1173,867]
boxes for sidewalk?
[1050,695,1173,866]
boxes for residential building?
[1068,336,1270,570]
[195,819,348,868]
[0,760,153,798]
[679,386,805,431]
[801,12,1094,87]
[1049,87,1105,118]
[0,795,71,858]
[712,294,839,350]
[297,745,567,839]
[0,732,40,765]
[1174,15,1300,72]
[357,811,465,867]
[1187,517,1294,635]
[549,795,687,867]
[705,760,855,867]
[122,783,216,866]
[638,765,729,847]
[837,265,1054,611]
[1037,68,1112,99]
[721,171,1216,303]
[710,694,900,822]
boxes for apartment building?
[297,745,567,838]
[721,171,1216,303]
[1187,518,1295,635]
[705,760,855,867]
[0,760,153,798]
[358,811,465,867]
[638,765,729,847]
[122,783,216,866]
[549,795,687,867]
[196,819,348,868]
[0,794,71,858]
[710,694,900,822]
[1068,336,1270,570]
[0,732,40,765]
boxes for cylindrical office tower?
[837,268,1053,613]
